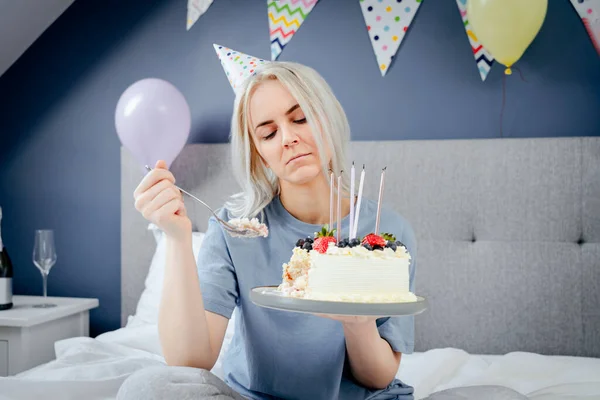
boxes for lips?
[286,153,311,165]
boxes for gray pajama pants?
[116,366,246,400]
[116,365,529,400]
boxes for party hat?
[213,44,268,94]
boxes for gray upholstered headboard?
[121,137,600,358]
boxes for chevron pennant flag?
[213,44,268,94]
[359,0,423,76]
[570,0,600,56]
[187,0,214,30]
[456,0,494,81]
[268,0,320,60]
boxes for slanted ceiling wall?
[0,0,75,77]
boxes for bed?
[0,137,599,400]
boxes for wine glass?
[32,229,57,308]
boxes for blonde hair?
[225,62,351,219]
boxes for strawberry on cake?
[277,225,417,303]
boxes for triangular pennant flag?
[187,0,214,30]
[213,44,269,94]
[570,0,600,56]
[359,0,423,76]
[268,0,320,61]
[456,0,494,81]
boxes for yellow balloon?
[467,0,548,75]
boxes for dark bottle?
[0,206,13,310]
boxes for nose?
[281,123,299,148]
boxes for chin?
[283,164,323,185]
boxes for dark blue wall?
[0,0,598,336]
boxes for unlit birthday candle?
[352,165,365,239]
[337,172,342,242]
[349,162,355,241]
[375,167,386,235]
[329,169,334,230]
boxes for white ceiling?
[0,0,75,77]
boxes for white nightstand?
[0,295,99,376]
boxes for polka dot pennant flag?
[186,0,214,31]
[213,44,269,94]
[359,0,423,76]
[269,0,320,61]
[456,0,494,81]
[570,0,600,56]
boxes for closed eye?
[264,131,276,140]
[262,118,304,140]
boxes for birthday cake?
[277,226,417,303]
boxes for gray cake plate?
[250,286,428,316]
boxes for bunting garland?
[186,0,214,30]
[456,0,494,81]
[570,0,600,55]
[268,0,320,61]
[359,0,423,76]
[194,1,598,80]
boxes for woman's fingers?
[155,198,183,225]
[141,186,181,221]
[134,168,175,199]
[134,178,175,212]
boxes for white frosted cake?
[278,227,417,303]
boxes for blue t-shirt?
[197,196,417,400]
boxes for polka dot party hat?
[213,44,269,94]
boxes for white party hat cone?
[213,44,269,94]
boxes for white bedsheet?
[0,324,599,400]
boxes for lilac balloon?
[115,78,191,168]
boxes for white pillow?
[129,224,206,326]
[124,224,238,373]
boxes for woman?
[121,61,413,399]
